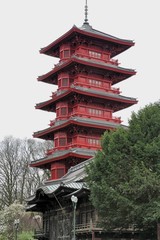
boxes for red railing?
[46,142,101,156]
[74,50,119,66]
[74,80,120,94]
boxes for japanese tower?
[30,2,137,180]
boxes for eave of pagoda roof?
[37,55,136,84]
[26,158,91,208]
[33,116,127,140]
[40,25,134,58]
[30,148,95,169]
[35,86,138,112]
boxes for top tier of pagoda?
[30,4,137,180]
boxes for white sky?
[0,0,159,141]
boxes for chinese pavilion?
[27,2,138,240]
[30,2,137,181]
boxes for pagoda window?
[54,133,67,147]
[60,49,70,59]
[61,107,67,115]
[59,138,67,146]
[88,138,100,146]
[60,49,70,60]
[62,78,69,87]
[88,108,103,116]
[89,50,101,59]
[64,50,70,57]
[51,163,66,180]
[88,79,102,87]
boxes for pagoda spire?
[84,0,89,25]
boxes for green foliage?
[18,231,34,240]
[86,101,160,239]
[0,233,7,240]
[0,202,42,240]
[0,231,34,240]
[0,201,25,240]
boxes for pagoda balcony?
[51,105,122,125]
[75,52,119,66]
[74,47,119,66]
[73,81,120,94]
[50,115,121,125]
[56,78,120,94]
[50,115,121,126]
[46,142,101,156]
[71,111,121,124]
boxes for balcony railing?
[46,142,101,155]
[75,223,139,234]
[74,51,119,66]
[52,80,120,95]
[51,115,121,124]
[70,111,121,123]
[75,222,103,233]
[74,81,120,94]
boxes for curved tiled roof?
[38,55,135,83]
[35,85,137,113]
[40,24,134,58]
[30,148,96,168]
[33,116,126,139]
[26,158,92,210]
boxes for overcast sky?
[0,0,159,141]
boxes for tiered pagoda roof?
[35,86,137,113]
[27,3,139,239]
[31,12,137,180]
[37,55,135,85]
[33,117,128,140]
[40,24,134,58]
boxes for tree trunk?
[157,223,160,240]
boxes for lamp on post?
[71,195,78,240]
[14,219,20,240]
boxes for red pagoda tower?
[30,3,137,181]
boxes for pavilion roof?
[36,85,137,112]
[26,158,91,209]
[40,24,134,58]
[30,148,95,169]
[33,116,126,140]
[38,55,136,84]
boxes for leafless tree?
[0,136,52,208]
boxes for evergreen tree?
[86,101,160,239]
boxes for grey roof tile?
[79,24,133,44]
[31,148,96,164]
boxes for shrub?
[18,231,34,240]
